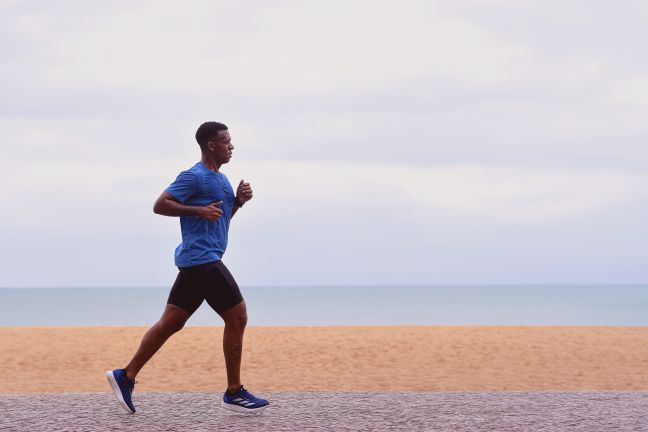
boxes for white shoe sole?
[105,370,135,414]
[221,400,269,414]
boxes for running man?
[106,122,269,414]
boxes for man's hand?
[198,201,223,222]
[236,179,253,205]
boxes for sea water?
[0,285,647,326]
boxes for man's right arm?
[153,192,223,222]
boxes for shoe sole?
[221,400,269,414]
[105,370,135,414]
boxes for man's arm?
[153,191,223,222]
[231,203,240,219]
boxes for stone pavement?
[1,392,647,431]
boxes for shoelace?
[239,386,257,402]
[122,376,137,392]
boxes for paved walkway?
[1,392,647,431]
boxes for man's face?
[208,130,234,164]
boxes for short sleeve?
[165,170,199,204]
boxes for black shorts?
[167,260,244,316]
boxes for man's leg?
[219,300,248,392]
[123,304,190,381]
[202,261,267,412]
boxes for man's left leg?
[203,260,268,413]
[220,300,248,392]
[218,299,269,413]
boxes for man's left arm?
[231,179,253,218]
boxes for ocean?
[0,285,647,326]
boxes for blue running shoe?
[105,369,136,414]
[222,385,269,414]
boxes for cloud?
[4,157,645,229]
[1,158,646,286]
[3,1,647,170]
[0,1,646,285]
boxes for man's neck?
[200,155,221,173]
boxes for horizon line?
[1,283,647,289]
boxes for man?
[106,121,269,414]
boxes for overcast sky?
[1,0,646,287]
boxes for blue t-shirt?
[165,162,236,267]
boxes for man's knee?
[158,307,189,335]
[170,317,187,334]
[159,316,185,335]
[225,309,247,330]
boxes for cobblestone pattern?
[1,392,647,431]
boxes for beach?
[2,326,648,393]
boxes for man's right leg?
[108,266,203,413]
[123,304,190,381]
[106,304,190,414]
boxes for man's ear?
[206,140,216,152]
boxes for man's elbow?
[153,199,164,215]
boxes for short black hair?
[195,121,228,151]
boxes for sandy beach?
[2,326,648,393]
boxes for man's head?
[195,121,233,164]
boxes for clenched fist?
[198,201,223,222]
[236,179,253,205]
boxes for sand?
[2,326,648,393]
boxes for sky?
[1,0,647,287]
